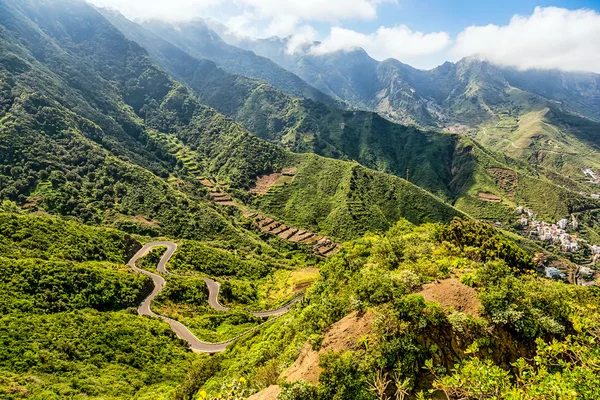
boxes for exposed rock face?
[281,311,376,384]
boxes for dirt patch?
[131,215,159,227]
[250,167,297,195]
[214,200,236,206]
[477,192,502,203]
[247,385,281,400]
[283,342,321,384]
[291,268,319,293]
[282,311,375,384]
[199,179,213,187]
[250,172,282,195]
[22,196,43,210]
[418,278,481,317]
[271,224,289,235]
[320,310,375,353]
[279,228,298,240]
[294,282,312,292]
[487,168,518,199]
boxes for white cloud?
[234,0,395,23]
[452,7,600,73]
[310,26,451,63]
[223,0,396,40]
[87,0,222,21]
[87,2,600,73]
[285,25,319,54]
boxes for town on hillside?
[515,206,599,286]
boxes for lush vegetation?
[0,257,151,314]
[167,218,598,400]
[99,9,600,240]
[235,36,600,177]
[0,212,139,263]
[167,241,271,279]
[0,310,195,399]
[255,154,462,241]
[0,0,285,242]
[1,2,599,399]
[0,210,195,398]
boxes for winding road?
[127,242,303,353]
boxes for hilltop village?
[515,206,599,285]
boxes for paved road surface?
[201,277,303,316]
[127,241,302,353]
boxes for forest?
[1,0,599,399]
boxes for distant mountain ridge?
[136,18,343,109]
[0,0,466,241]
[204,29,600,177]
[224,34,600,125]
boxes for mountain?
[134,18,342,108]
[2,1,600,399]
[89,10,600,237]
[0,0,462,396]
[0,0,475,242]
[223,34,600,176]
[230,35,600,123]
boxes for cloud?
[234,0,395,23]
[222,0,395,39]
[310,26,451,62]
[285,25,319,54]
[87,0,223,21]
[87,2,600,73]
[89,0,395,33]
[452,7,600,73]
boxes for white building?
[558,219,568,230]
[563,242,579,252]
[540,232,553,242]
[580,267,594,280]
[592,245,600,254]
[571,216,579,230]
[520,217,528,226]
[516,206,524,215]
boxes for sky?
[88,0,600,72]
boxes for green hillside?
[187,219,600,399]
[97,10,600,235]
[229,35,600,177]
[1,1,599,399]
[254,154,462,241]
[137,19,340,108]
[474,107,600,177]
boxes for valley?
[128,241,303,353]
[0,0,599,399]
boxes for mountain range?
[201,23,600,177]
[97,9,600,231]
[1,0,600,398]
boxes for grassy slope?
[254,154,462,241]
[0,211,192,398]
[475,107,600,177]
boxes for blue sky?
[89,0,600,72]
[352,0,600,36]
